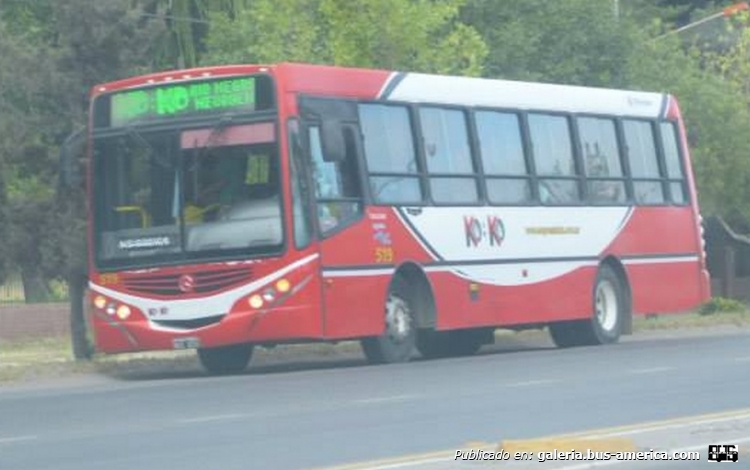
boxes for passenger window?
[419,106,478,204]
[577,117,626,204]
[528,113,580,204]
[475,111,532,204]
[358,103,423,204]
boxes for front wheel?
[197,343,254,375]
[361,278,416,364]
[549,264,625,347]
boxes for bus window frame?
[654,119,691,206]
[572,112,631,207]
[300,117,366,240]
[319,96,695,212]
[355,99,427,207]
[618,117,669,207]
[525,110,584,207]
[469,106,536,207]
[413,102,483,207]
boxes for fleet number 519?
[375,247,394,263]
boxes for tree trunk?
[69,270,93,361]
[21,266,52,303]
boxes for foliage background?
[0,0,748,300]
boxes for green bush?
[699,297,746,316]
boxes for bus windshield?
[92,121,282,269]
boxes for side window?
[288,120,313,248]
[622,119,665,204]
[528,113,580,204]
[358,103,423,204]
[475,110,531,204]
[660,121,687,204]
[577,117,626,204]
[308,125,363,235]
[418,106,478,204]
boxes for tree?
[0,0,168,301]
[151,0,252,68]
[202,0,487,76]
[624,32,750,227]
[461,0,638,86]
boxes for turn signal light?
[276,278,291,293]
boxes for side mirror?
[59,128,86,189]
[320,119,346,163]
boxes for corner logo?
[178,274,196,293]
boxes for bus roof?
[91,62,672,120]
[274,63,671,120]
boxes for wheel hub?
[385,295,411,342]
[595,280,618,332]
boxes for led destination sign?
[109,77,258,127]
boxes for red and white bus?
[78,62,710,373]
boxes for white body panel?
[386,73,666,118]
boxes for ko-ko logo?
[464,215,505,248]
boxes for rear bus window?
[660,121,687,204]
[622,120,665,204]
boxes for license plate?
[173,337,201,349]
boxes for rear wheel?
[361,278,416,364]
[549,264,625,348]
[197,343,254,375]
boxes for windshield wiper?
[126,125,172,170]
[191,113,235,163]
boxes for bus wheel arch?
[549,257,631,347]
[360,262,436,364]
[392,262,437,330]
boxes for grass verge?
[0,309,747,384]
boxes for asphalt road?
[0,327,748,470]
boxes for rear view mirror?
[320,119,346,162]
[59,128,86,189]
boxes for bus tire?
[197,343,254,375]
[417,329,483,359]
[549,264,624,347]
[361,277,416,364]
[450,330,484,356]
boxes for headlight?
[116,305,131,320]
[248,294,264,309]
[94,295,107,309]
